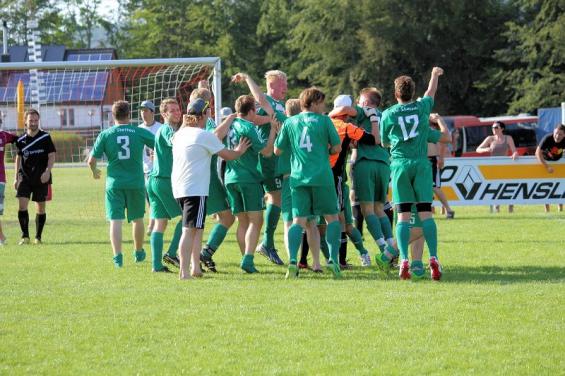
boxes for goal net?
[0,57,222,217]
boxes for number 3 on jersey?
[398,115,419,141]
[117,136,130,160]
[299,127,313,152]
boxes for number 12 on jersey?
[398,115,419,141]
[299,127,313,152]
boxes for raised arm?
[260,120,280,157]
[232,72,273,116]
[328,106,357,119]
[424,67,444,99]
[214,113,236,140]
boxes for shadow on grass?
[440,265,565,284]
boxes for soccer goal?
[0,57,222,164]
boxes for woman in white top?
[171,98,249,279]
[476,121,518,213]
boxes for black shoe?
[163,254,180,268]
[268,248,285,265]
[152,266,173,273]
[200,248,217,273]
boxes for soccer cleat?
[152,266,173,273]
[241,263,258,274]
[256,244,270,260]
[446,210,455,219]
[374,253,391,273]
[268,248,285,265]
[200,249,217,273]
[298,261,309,269]
[360,253,371,267]
[134,249,146,263]
[411,265,426,281]
[285,263,299,279]
[399,260,411,280]
[339,261,353,270]
[34,238,42,245]
[163,254,180,268]
[429,257,443,281]
[18,237,30,246]
[329,262,342,279]
[113,253,123,268]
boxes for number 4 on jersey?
[398,115,419,141]
[299,127,313,152]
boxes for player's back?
[224,118,265,185]
[282,112,337,187]
[93,124,154,189]
[381,96,434,161]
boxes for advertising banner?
[436,157,565,206]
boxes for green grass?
[1,168,563,375]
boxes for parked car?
[443,114,538,157]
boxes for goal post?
[0,57,223,163]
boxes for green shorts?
[207,173,230,215]
[353,159,390,203]
[390,159,433,204]
[291,185,339,218]
[226,183,265,215]
[106,188,145,222]
[146,176,182,220]
[342,182,353,225]
[262,176,283,193]
[281,177,293,222]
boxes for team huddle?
[88,67,450,281]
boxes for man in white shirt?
[172,98,250,280]
[138,100,162,235]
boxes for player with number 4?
[88,100,155,268]
[378,67,451,280]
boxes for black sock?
[35,213,46,240]
[353,204,364,236]
[18,210,29,238]
[299,231,309,264]
[339,232,348,265]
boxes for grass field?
[0,168,563,375]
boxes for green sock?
[396,221,411,260]
[366,214,384,242]
[287,224,303,264]
[422,218,438,258]
[113,253,123,268]
[411,260,424,275]
[150,232,164,270]
[166,220,182,257]
[347,227,367,255]
[206,224,228,253]
[379,215,393,241]
[320,237,330,260]
[325,220,341,264]
[262,204,281,249]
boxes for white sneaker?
[360,253,371,267]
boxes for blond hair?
[190,88,212,102]
[285,99,301,116]
[265,70,287,83]
[159,98,178,114]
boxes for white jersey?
[171,126,224,198]
[138,121,162,174]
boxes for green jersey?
[91,124,154,190]
[354,105,389,164]
[224,118,266,185]
[149,123,175,178]
[256,95,288,177]
[381,96,439,160]
[275,112,340,188]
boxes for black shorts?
[428,156,440,188]
[16,179,49,202]
[176,196,207,229]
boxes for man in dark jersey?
[536,123,565,212]
[14,109,56,245]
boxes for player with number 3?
[88,100,155,268]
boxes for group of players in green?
[88,65,450,281]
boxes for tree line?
[2,0,563,116]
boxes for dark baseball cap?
[187,98,209,115]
